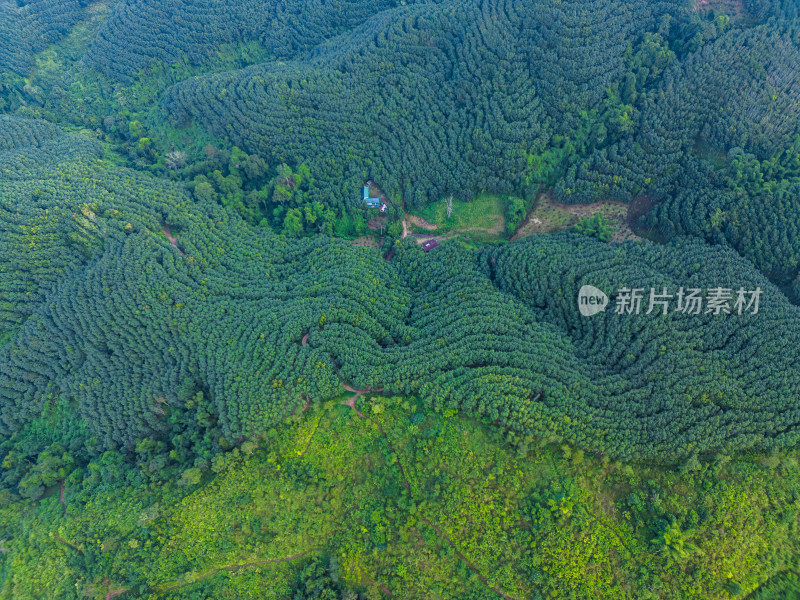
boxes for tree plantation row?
[2,132,800,505]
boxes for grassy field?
[411,193,512,245]
[418,193,505,231]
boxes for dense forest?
[1,0,800,598]
[3,129,799,466]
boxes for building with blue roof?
[363,184,381,208]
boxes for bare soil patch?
[105,584,127,600]
[161,225,185,256]
[405,214,438,231]
[413,233,457,246]
[695,0,743,14]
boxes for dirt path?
[59,481,68,516]
[405,214,438,231]
[161,225,186,257]
[401,212,438,240]
[342,384,384,404]
[341,394,519,600]
[104,580,127,600]
[301,333,309,346]
[158,549,320,593]
[414,513,517,600]
[402,209,503,243]
[369,580,395,597]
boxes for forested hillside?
[0,0,90,75]
[84,0,430,82]
[2,0,799,296]
[2,137,799,482]
[2,0,800,597]
[162,0,681,209]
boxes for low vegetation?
[4,397,799,599]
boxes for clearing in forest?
[512,192,641,243]
[406,193,507,245]
[694,0,744,16]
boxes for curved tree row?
[163,0,682,210]
[0,0,90,75]
[83,0,434,82]
[2,140,799,462]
